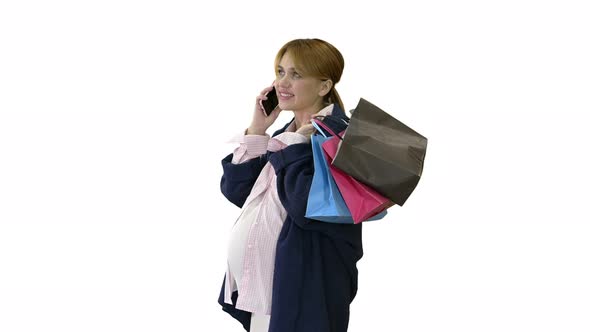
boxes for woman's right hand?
[247,84,282,135]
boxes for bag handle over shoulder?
[312,118,342,140]
[311,120,328,138]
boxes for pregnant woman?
[218,38,363,332]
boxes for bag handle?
[311,120,328,138]
[312,118,342,140]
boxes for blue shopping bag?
[305,133,354,223]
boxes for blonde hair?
[274,38,345,111]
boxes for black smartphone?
[261,86,279,116]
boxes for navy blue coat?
[218,104,363,332]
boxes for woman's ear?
[319,79,333,97]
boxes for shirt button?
[244,269,249,274]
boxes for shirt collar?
[285,104,335,132]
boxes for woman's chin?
[278,102,292,110]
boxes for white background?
[1,0,589,331]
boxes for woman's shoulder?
[319,103,350,136]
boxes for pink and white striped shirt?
[224,104,334,315]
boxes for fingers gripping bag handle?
[311,120,328,138]
[312,118,342,139]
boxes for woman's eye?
[276,70,300,79]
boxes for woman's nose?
[276,76,290,88]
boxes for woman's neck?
[292,101,329,130]
[293,112,314,130]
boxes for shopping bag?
[313,119,393,223]
[332,98,427,206]
[304,133,354,224]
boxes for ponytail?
[326,87,345,113]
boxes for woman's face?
[274,52,327,113]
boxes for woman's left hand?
[295,123,316,138]
[296,113,325,137]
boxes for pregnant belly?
[226,207,258,285]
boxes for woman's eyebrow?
[277,65,298,71]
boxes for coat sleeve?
[220,153,267,208]
[267,115,348,228]
[267,143,316,228]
